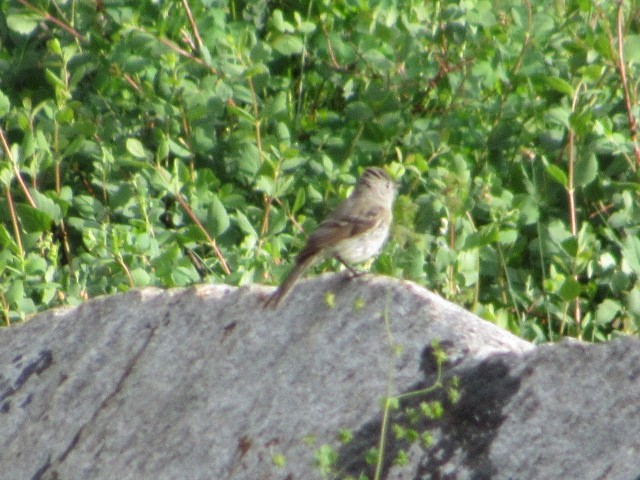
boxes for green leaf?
[168,139,192,159]
[6,12,42,35]
[271,9,294,33]
[130,268,151,287]
[344,102,374,122]
[275,176,295,197]
[272,35,303,55]
[623,34,640,63]
[16,297,37,314]
[47,38,62,56]
[0,224,16,250]
[14,204,53,232]
[546,76,574,96]
[256,176,275,196]
[6,279,25,304]
[0,165,12,188]
[545,107,570,128]
[30,189,62,223]
[515,195,539,226]
[574,153,598,187]
[294,12,316,34]
[561,237,578,257]
[235,210,257,237]
[157,134,169,161]
[595,299,621,325]
[126,138,149,160]
[73,195,106,220]
[498,229,518,245]
[281,156,306,171]
[24,253,47,275]
[622,236,640,274]
[199,44,212,66]
[546,164,568,187]
[171,265,200,286]
[558,277,581,300]
[243,63,269,78]
[45,68,66,90]
[463,226,498,249]
[627,284,640,317]
[292,188,306,213]
[207,195,230,236]
[467,1,497,27]
[547,220,572,245]
[0,90,10,117]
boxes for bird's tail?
[264,253,319,308]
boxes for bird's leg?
[335,255,366,277]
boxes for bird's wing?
[296,203,385,262]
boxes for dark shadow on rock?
[417,355,521,479]
[335,349,521,479]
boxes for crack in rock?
[43,321,160,475]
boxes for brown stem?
[175,192,231,275]
[153,165,231,274]
[247,77,263,163]
[115,253,134,287]
[447,211,457,296]
[274,197,305,233]
[17,0,85,42]
[0,128,37,208]
[615,1,640,166]
[568,87,581,334]
[321,21,343,70]
[57,220,75,277]
[122,73,143,94]
[511,0,532,76]
[0,292,10,326]
[54,158,61,194]
[246,76,271,240]
[567,130,577,237]
[53,157,75,277]
[180,0,204,50]
[155,33,219,76]
[5,186,24,257]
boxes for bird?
[264,166,397,308]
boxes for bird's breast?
[330,220,390,264]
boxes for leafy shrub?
[1,0,639,340]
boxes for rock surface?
[0,274,638,480]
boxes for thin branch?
[0,292,10,326]
[54,160,76,278]
[122,73,144,95]
[153,165,231,275]
[568,85,582,335]
[247,77,263,163]
[511,0,532,76]
[320,21,343,70]
[567,131,577,236]
[180,0,204,51]
[246,76,272,239]
[5,186,24,258]
[295,0,314,119]
[155,33,220,76]
[17,0,85,42]
[615,1,640,166]
[175,192,231,275]
[0,127,37,208]
[114,252,135,287]
[273,197,305,233]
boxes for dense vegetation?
[1,0,639,341]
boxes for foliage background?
[1,0,640,341]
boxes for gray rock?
[0,274,637,480]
